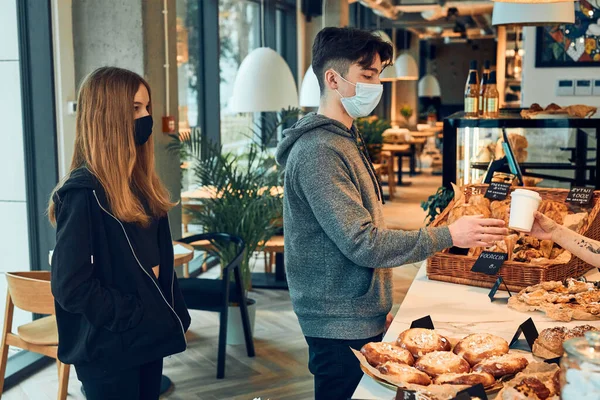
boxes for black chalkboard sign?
[510,318,539,350]
[565,187,594,206]
[484,182,511,201]
[472,252,508,276]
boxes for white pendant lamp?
[299,65,321,108]
[373,30,398,82]
[395,53,419,80]
[492,2,575,26]
[418,74,441,97]
[230,0,298,113]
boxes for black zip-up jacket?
[51,167,191,377]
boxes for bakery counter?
[352,262,600,399]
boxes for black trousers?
[76,358,163,400]
[305,333,383,400]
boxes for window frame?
[4,0,61,389]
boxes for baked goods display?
[520,103,597,119]
[396,328,452,358]
[508,279,600,322]
[355,328,530,395]
[532,324,599,359]
[360,342,415,367]
[453,333,510,366]
[444,185,587,265]
[495,133,529,164]
[414,351,470,377]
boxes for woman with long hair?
[48,67,191,399]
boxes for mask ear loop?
[332,70,355,99]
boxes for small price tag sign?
[565,187,594,206]
[396,388,418,400]
[510,318,539,350]
[454,383,488,400]
[410,315,435,330]
[471,252,508,276]
[484,182,511,201]
[488,276,512,302]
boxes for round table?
[173,241,194,266]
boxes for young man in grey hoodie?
[275,27,507,400]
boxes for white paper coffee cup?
[508,189,542,232]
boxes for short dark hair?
[311,27,394,92]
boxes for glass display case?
[442,111,600,189]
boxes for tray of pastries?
[354,328,531,398]
[520,103,597,119]
[532,324,599,359]
[508,279,600,322]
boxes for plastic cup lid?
[512,189,542,201]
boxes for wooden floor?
[3,172,441,399]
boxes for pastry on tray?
[533,325,599,359]
[472,353,529,378]
[414,351,470,377]
[497,362,560,400]
[396,328,452,358]
[433,372,496,388]
[508,279,600,322]
[376,361,432,386]
[360,342,415,367]
[453,333,510,366]
[520,102,597,119]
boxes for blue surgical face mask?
[333,70,384,119]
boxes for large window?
[219,0,261,154]
[176,0,296,192]
[1,0,59,387]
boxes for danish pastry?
[472,353,529,378]
[414,351,470,377]
[433,372,496,388]
[360,342,415,367]
[453,333,509,366]
[376,361,432,386]
[396,328,452,358]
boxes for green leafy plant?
[168,108,300,291]
[356,116,391,163]
[400,104,414,121]
[421,186,454,226]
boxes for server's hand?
[449,215,508,248]
[529,211,556,241]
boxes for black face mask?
[134,115,153,146]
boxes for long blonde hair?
[48,67,175,226]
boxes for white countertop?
[352,262,600,400]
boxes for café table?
[352,262,600,399]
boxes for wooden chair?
[177,233,254,379]
[0,271,70,400]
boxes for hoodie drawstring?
[354,128,385,205]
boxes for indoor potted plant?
[400,104,414,128]
[169,109,298,343]
[356,115,391,163]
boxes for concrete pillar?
[70,0,181,237]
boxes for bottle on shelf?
[483,70,499,119]
[464,60,479,118]
[478,60,491,116]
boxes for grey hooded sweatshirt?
[275,113,453,340]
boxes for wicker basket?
[427,185,600,292]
